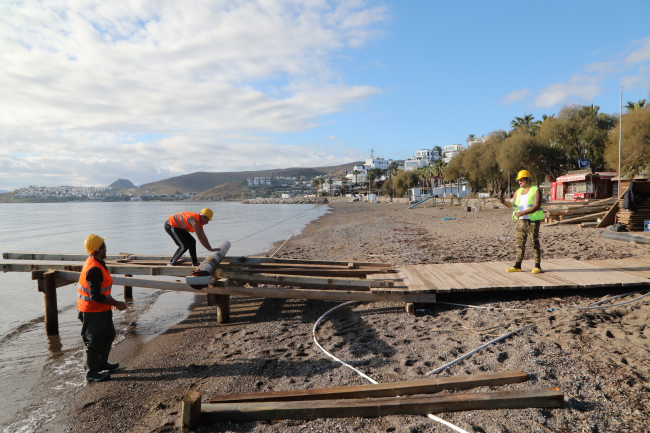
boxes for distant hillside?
[109,178,135,189]
[135,161,362,195]
[187,181,245,201]
[0,190,8,194]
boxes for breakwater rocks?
[242,197,328,204]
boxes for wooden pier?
[3,249,650,337]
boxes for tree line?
[439,98,649,197]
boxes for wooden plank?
[545,211,607,227]
[2,262,192,277]
[477,262,544,290]
[399,266,440,293]
[208,370,529,403]
[220,272,393,290]
[543,259,650,287]
[597,198,621,228]
[54,271,202,293]
[181,391,201,433]
[586,258,650,280]
[2,252,211,262]
[224,267,388,278]
[200,388,564,422]
[209,284,436,303]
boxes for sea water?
[0,201,328,431]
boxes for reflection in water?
[47,335,63,355]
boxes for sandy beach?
[40,201,650,433]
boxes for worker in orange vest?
[165,208,220,266]
[78,234,128,383]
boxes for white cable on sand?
[569,292,650,311]
[313,301,469,433]
[426,324,534,376]
[586,290,648,307]
[437,301,528,312]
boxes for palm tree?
[542,113,555,121]
[352,169,360,186]
[626,99,646,111]
[511,113,541,135]
[327,178,333,196]
[340,180,347,196]
[466,134,476,143]
[367,171,377,194]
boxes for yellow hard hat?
[200,208,213,221]
[515,170,532,180]
[84,234,105,254]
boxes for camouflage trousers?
[515,219,541,263]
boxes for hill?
[135,161,361,195]
[187,181,246,201]
[109,178,135,189]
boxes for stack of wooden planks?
[180,370,564,431]
[544,197,617,227]
[616,199,650,231]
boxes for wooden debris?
[181,391,201,433]
[208,370,529,403]
[199,388,564,422]
[544,197,616,225]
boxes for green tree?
[604,105,650,178]
[467,134,476,142]
[625,99,646,112]
[340,180,348,196]
[327,178,334,196]
[352,169,360,185]
[510,113,542,135]
[382,170,419,197]
[537,104,616,172]
[367,170,377,193]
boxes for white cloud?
[621,65,650,90]
[500,88,530,105]
[0,0,387,189]
[327,135,338,140]
[533,75,604,109]
[625,37,650,64]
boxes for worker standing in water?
[165,208,220,266]
[78,235,127,383]
[498,170,544,274]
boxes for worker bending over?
[498,170,544,274]
[165,208,220,266]
[78,234,128,383]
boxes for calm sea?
[0,201,328,431]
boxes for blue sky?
[1,0,649,190]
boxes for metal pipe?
[601,231,650,244]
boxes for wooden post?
[181,391,201,433]
[206,293,217,307]
[43,270,59,336]
[216,294,230,324]
[124,274,133,300]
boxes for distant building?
[442,144,464,163]
[365,158,390,170]
[467,135,488,147]
[404,149,439,171]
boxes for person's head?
[515,170,532,187]
[199,208,213,225]
[84,234,106,260]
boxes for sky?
[1,0,650,190]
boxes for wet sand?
[41,202,650,432]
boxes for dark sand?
[40,202,650,433]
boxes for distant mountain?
[109,179,136,189]
[0,190,8,194]
[135,162,362,195]
[187,181,245,201]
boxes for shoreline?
[38,202,650,432]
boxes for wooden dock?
[3,250,650,336]
[368,258,650,293]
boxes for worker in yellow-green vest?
[498,170,544,274]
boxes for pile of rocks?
[242,197,327,204]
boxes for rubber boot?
[99,340,119,371]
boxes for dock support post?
[43,270,59,336]
[181,391,201,433]
[216,294,230,324]
[124,274,133,300]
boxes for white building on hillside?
[346,164,369,184]
[403,149,440,171]
[467,135,488,147]
[365,158,390,170]
[442,144,465,163]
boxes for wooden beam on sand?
[219,266,388,278]
[223,257,388,267]
[545,211,607,227]
[197,388,564,422]
[208,370,529,403]
[181,391,201,433]
[220,272,394,290]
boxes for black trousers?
[164,221,198,265]
[79,310,116,379]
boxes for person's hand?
[211,247,221,252]
[498,197,505,204]
[115,301,128,311]
[515,211,523,218]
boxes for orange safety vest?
[77,256,113,313]
[167,212,202,233]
